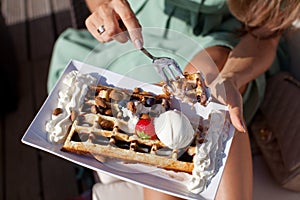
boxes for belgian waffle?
[163,72,209,105]
[60,83,206,174]
[62,113,200,173]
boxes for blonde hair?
[228,0,300,39]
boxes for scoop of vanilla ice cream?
[154,110,195,149]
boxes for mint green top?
[47,0,286,124]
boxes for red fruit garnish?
[135,118,157,140]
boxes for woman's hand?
[210,33,280,133]
[208,74,247,133]
[184,46,246,132]
[85,0,143,49]
[186,33,279,133]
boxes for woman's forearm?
[221,33,280,89]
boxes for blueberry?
[145,97,156,107]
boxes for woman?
[47,0,300,199]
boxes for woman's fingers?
[225,86,247,133]
[208,75,247,133]
[114,0,143,48]
[97,4,129,43]
[85,12,106,43]
[85,0,143,48]
[85,5,128,43]
[228,105,247,133]
[224,84,247,133]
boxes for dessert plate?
[22,60,234,200]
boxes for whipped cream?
[188,110,229,194]
[154,110,195,149]
[45,70,97,143]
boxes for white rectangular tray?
[22,59,234,200]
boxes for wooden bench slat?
[40,152,79,200]
[30,29,79,200]
[2,0,71,25]
[8,24,29,62]
[2,1,81,199]
[1,0,26,25]
[4,61,41,200]
[54,10,72,36]
[27,0,51,20]
[51,0,71,12]
[31,59,50,108]
[0,120,4,200]
[28,16,56,60]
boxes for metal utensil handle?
[140,48,155,60]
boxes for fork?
[140,47,184,90]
